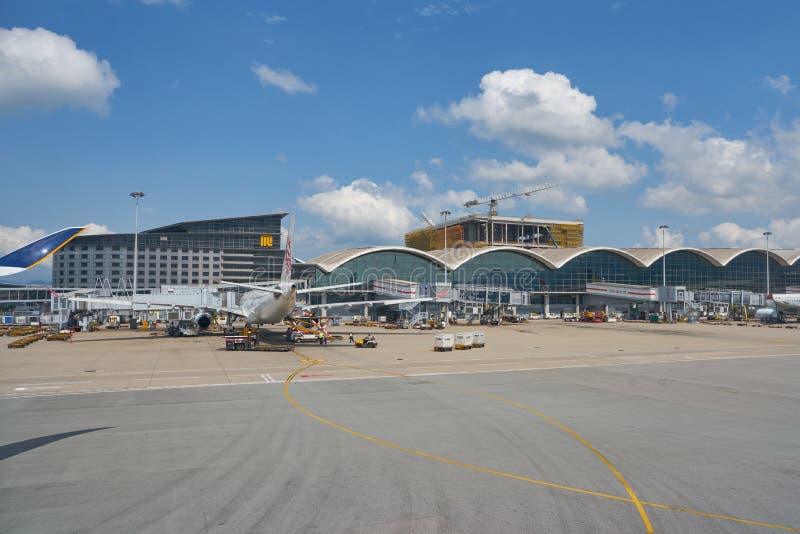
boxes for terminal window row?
[57,260,218,268]
[63,253,220,259]
[66,246,221,254]
[59,278,215,286]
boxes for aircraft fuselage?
[767,293,800,313]
[239,283,297,324]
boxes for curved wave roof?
[306,246,445,273]
[306,246,800,272]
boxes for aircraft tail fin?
[280,216,294,284]
[0,227,85,277]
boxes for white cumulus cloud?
[417,68,617,151]
[0,27,120,116]
[251,63,317,95]
[526,187,587,215]
[699,218,800,248]
[83,223,111,236]
[661,92,678,112]
[699,222,764,248]
[297,178,418,246]
[419,188,481,224]
[411,169,434,191]
[618,119,800,216]
[764,74,795,95]
[639,225,684,248]
[307,174,338,192]
[471,149,644,188]
[417,68,644,192]
[263,14,287,24]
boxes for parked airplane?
[69,218,431,327]
[0,227,85,277]
[767,293,800,312]
[755,293,800,322]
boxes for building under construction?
[405,214,584,251]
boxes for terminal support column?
[543,294,550,316]
[575,294,581,314]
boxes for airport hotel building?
[51,214,285,289]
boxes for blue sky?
[2,0,799,283]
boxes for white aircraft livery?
[767,293,800,313]
[232,216,300,324]
[0,227,86,277]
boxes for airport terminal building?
[302,245,800,293]
[298,245,800,316]
[51,214,285,289]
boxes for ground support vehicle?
[225,335,255,351]
[434,333,454,351]
[472,331,486,347]
[356,336,378,348]
[455,332,474,350]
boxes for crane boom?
[463,183,556,211]
[462,183,556,245]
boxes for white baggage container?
[472,331,486,348]
[455,332,474,350]
[434,333,454,351]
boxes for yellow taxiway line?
[285,353,799,533]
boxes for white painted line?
[261,374,277,383]
[134,376,201,381]
[1,379,280,399]
[2,352,798,399]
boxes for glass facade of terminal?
[302,247,800,295]
[52,214,285,289]
[311,251,443,288]
[538,251,642,292]
[640,251,788,293]
[450,250,545,290]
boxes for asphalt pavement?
[1,353,798,533]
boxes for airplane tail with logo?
[0,227,85,277]
[280,216,294,285]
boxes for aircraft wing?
[298,297,432,311]
[296,282,365,294]
[0,227,85,277]
[220,281,282,293]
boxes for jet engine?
[755,308,782,323]
[193,311,212,329]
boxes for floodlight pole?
[763,231,772,296]
[658,225,669,318]
[440,210,451,285]
[130,192,145,295]
[440,210,451,324]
